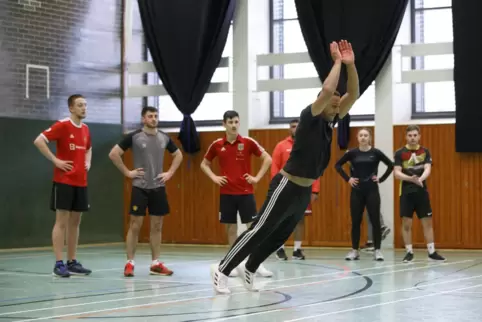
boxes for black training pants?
[350,186,382,250]
[218,173,312,275]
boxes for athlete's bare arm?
[33,135,73,172]
[311,42,342,117]
[85,147,92,171]
[244,151,272,184]
[338,40,359,119]
[418,163,431,182]
[200,159,227,186]
[108,145,144,178]
[157,149,183,183]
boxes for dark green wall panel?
[0,118,124,249]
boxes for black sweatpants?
[218,173,312,275]
[350,186,382,250]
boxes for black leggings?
[350,186,382,250]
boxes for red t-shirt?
[41,118,91,187]
[204,135,265,195]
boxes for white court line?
[210,274,482,322]
[284,283,482,322]
[61,259,436,285]
[12,271,482,322]
[4,259,472,319]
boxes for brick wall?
[0,0,123,124]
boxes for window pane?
[282,89,320,118]
[414,0,451,9]
[191,93,232,121]
[424,54,453,70]
[222,25,233,58]
[272,0,298,21]
[350,84,375,115]
[158,96,183,122]
[211,67,229,83]
[158,92,232,122]
[414,9,453,43]
[272,20,307,53]
[273,63,318,79]
[423,81,455,112]
[275,84,375,118]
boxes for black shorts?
[130,186,170,216]
[400,190,433,219]
[50,182,89,212]
[219,194,257,224]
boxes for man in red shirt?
[33,94,92,278]
[271,119,320,261]
[201,110,273,277]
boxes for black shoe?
[293,249,305,260]
[428,251,446,262]
[276,248,288,261]
[67,260,92,275]
[403,252,414,263]
[361,242,375,253]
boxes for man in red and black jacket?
[271,119,320,260]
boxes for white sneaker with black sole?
[374,249,384,261]
[345,249,360,260]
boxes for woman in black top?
[335,128,393,261]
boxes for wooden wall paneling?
[460,152,482,248]
[123,123,482,250]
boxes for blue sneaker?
[67,260,92,275]
[53,262,71,278]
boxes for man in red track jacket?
[271,119,320,261]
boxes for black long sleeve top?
[334,147,394,189]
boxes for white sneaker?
[229,268,239,277]
[256,263,273,277]
[236,262,259,292]
[211,264,230,294]
[345,249,359,260]
[374,249,384,261]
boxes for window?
[411,0,454,116]
[157,25,233,124]
[270,0,374,122]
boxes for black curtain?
[295,0,408,149]
[138,0,235,154]
[453,1,482,152]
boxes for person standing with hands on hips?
[334,128,393,261]
[109,106,183,277]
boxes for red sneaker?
[124,262,134,277]
[149,262,173,276]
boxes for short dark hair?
[223,110,239,122]
[68,94,84,107]
[289,118,299,124]
[406,125,420,133]
[141,106,157,116]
